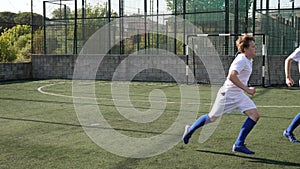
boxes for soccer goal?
[185,33,267,87]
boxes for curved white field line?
[37,83,300,108]
[37,83,180,104]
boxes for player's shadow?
[0,116,168,136]
[196,150,300,167]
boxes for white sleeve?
[298,61,300,87]
[298,61,300,74]
[230,57,246,74]
[289,47,300,61]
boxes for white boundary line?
[256,105,300,108]
[37,83,300,108]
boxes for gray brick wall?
[1,54,299,86]
[267,55,300,86]
[31,55,75,79]
[0,62,32,81]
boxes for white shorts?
[208,87,257,117]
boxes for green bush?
[0,25,31,62]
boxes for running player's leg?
[182,87,227,144]
[233,94,259,154]
[284,112,300,142]
[235,108,260,146]
[286,112,300,134]
[233,108,259,154]
[182,114,212,144]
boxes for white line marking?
[256,105,300,108]
[37,83,300,108]
[37,83,179,104]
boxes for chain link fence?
[32,0,300,56]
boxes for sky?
[0,0,299,15]
[1,0,32,13]
[0,0,169,16]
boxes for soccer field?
[0,79,299,169]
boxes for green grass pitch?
[0,79,299,169]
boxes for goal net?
[186,33,267,86]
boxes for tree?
[0,12,43,33]
[165,0,253,29]
[51,6,72,19]
[0,12,17,33]
[14,12,43,31]
[77,3,118,42]
[0,25,31,62]
[32,29,44,54]
[46,2,117,54]
[165,0,253,14]
[0,36,17,62]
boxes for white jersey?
[289,47,300,86]
[209,53,256,116]
[223,53,253,94]
[289,47,300,61]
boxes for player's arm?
[228,70,256,95]
[285,56,294,87]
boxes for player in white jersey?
[182,35,260,154]
[283,47,300,143]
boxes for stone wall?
[0,62,32,81]
[267,55,300,85]
[1,54,298,86]
[31,55,75,79]
[31,54,190,83]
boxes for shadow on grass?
[0,96,181,112]
[0,116,176,136]
[0,97,73,105]
[197,150,300,167]
[107,158,141,169]
[0,96,294,121]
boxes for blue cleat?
[283,130,299,143]
[182,125,191,144]
[232,144,255,155]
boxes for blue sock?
[188,114,211,136]
[234,117,256,146]
[286,112,300,134]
